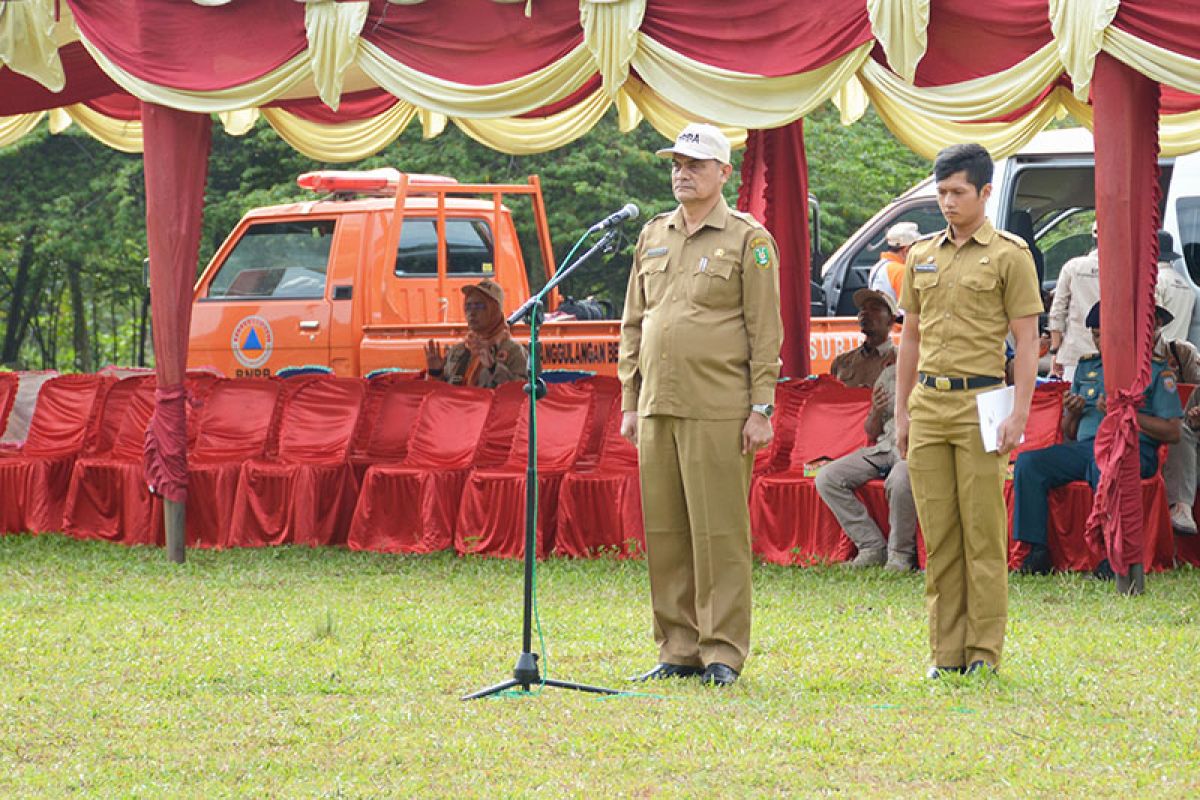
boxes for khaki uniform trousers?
[907,384,1009,668]
[1163,423,1199,507]
[813,449,917,560]
[637,415,754,672]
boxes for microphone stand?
[463,227,624,700]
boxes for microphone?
[587,203,640,233]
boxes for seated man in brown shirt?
[830,288,898,388]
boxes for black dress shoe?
[1018,544,1053,575]
[629,663,704,682]
[700,662,739,686]
[1092,559,1115,581]
[965,660,997,676]
[925,665,964,680]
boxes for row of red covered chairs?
[1,370,1197,570]
[751,375,1199,572]
[0,371,644,559]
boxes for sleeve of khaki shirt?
[618,229,648,412]
[741,230,784,404]
[1001,245,1044,320]
[897,246,923,316]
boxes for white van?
[816,128,1200,346]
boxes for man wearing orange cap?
[424,279,527,388]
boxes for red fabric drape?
[140,103,211,503]
[361,0,583,85]
[1112,0,1200,62]
[910,0,1052,85]
[1086,53,1162,576]
[0,41,123,115]
[641,0,872,76]
[739,122,811,378]
[0,373,18,438]
[69,0,307,91]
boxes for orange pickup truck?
[188,169,864,378]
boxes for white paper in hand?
[976,385,1023,452]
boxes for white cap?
[656,123,732,165]
[886,221,921,248]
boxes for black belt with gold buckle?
[918,373,1004,392]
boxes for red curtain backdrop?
[739,121,811,378]
[141,103,212,503]
[1086,53,1162,575]
[910,0,1052,85]
[68,0,307,91]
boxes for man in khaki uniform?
[829,288,898,388]
[895,144,1042,678]
[619,123,782,687]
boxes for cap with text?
[656,123,732,165]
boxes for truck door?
[384,216,497,322]
[190,219,336,376]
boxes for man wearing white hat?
[868,221,921,302]
[619,123,783,687]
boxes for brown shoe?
[845,547,887,568]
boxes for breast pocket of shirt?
[691,257,740,310]
[959,270,1002,321]
[638,255,670,307]
[910,271,940,306]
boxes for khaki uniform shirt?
[1156,263,1195,343]
[1153,333,1200,384]
[1047,251,1100,367]
[439,338,527,388]
[866,364,898,454]
[831,339,896,388]
[899,220,1043,378]
[619,196,783,419]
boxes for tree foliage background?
[0,105,928,371]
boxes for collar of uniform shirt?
[934,218,997,248]
[666,195,730,233]
[859,339,895,358]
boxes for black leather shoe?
[700,662,739,686]
[965,660,997,677]
[1018,544,1053,575]
[1092,559,1115,581]
[629,663,703,682]
[925,665,964,680]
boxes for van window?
[207,220,335,299]
[849,202,946,272]
[394,218,495,277]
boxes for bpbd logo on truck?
[231,315,274,372]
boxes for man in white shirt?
[1048,223,1100,381]
[1155,230,1195,343]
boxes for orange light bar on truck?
[297,169,459,195]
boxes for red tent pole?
[141,102,212,563]
[1086,53,1162,581]
[738,120,811,378]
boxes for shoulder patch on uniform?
[995,229,1032,250]
[750,236,774,269]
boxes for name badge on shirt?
[699,257,709,273]
[645,246,669,257]
[915,263,938,273]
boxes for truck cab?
[187,170,621,377]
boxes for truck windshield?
[394,218,494,276]
[207,220,335,299]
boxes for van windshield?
[207,220,335,299]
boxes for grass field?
[2,534,1199,798]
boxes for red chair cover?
[0,372,18,439]
[1011,382,1068,460]
[62,375,158,544]
[348,379,436,482]
[555,377,645,558]
[750,378,873,565]
[1006,476,1174,572]
[228,377,365,547]
[347,383,494,554]
[456,382,595,559]
[0,370,58,447]
[165,378,283,548]
[0,374,109,533]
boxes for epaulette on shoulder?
[995,229,1031,250]
[727,208,767,230]
[915,230,939,242]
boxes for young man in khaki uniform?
[619,123,782,687]
[895,144,1042,678]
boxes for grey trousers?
[814,446,918,558]
[1163,424,1199,506]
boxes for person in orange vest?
[868,221,921,302]
[424,279,527,388]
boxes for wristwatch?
[751,403,774,418]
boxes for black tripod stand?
[463,228,625,700]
